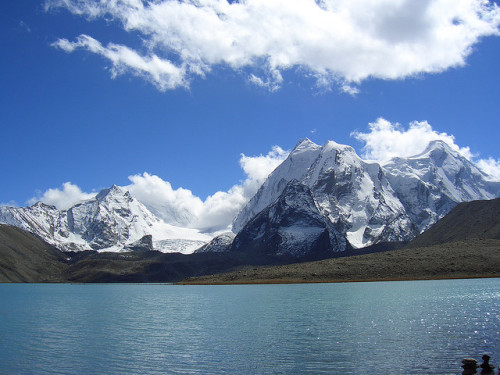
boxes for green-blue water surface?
[1,278,499,374]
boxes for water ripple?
[0,279,498,374]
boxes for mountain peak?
[412,139,457,159]
[322,140,355,154]
[296,137,313,145]
[427,139,448,148]
[30,201,57,210]
[96,185,129,201]
[292,138,320,154]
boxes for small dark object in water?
[479,355,494,373]
[462,358,478,374]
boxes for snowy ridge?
[301,140,414,248]
[383,140,500,232]
[0,185,210,253]
[233,138,321,232]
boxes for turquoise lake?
[0,279,499,374]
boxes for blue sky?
[1,0,499,228]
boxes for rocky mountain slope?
[407,197,500,248]
[196,232,236,253]
[232,182,346,258]
[0,224,290,283]
[0,224,67,282]
[2,198,499,283]
[233,139,418,254]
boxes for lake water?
[0,279,499,375]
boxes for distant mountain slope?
[196,232,235,253]
[2,138,499,260]
[407,198,500,248]
[0,224,67,282]
[2,199,499,283]
[0,224,280,283]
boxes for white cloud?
[0,200,18,208]
[46,0,500,91]
[126,173,204,226]
[28,182,96,210]
[351,117,500,179]
[340,84,360,96]
[127,146,288,232]
[52,35,187,90]
[239,146,288,183]
[351,118,474,162]
[27,146,287,232]
[476,157,500,180]
[248,69,283,92]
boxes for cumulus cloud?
[0,200,18,208]
[46,0,500,91]
[476,158,500,180]
[351,117,500,179]
[240,146,288,182]
[351,118,473,162]
[27,146,287,232]
[28,182,96,210]
[128,146,288,232]
[126,173,204,226]
[52,35,187,90]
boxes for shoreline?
[179,274,500,285]
[178,274,500,286]
[178,239,500,285]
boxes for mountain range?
[223,138,499,257]
[0,185,209,253]
[1,138,499,258]
[2,198,499,283]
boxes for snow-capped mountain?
[228,138,499,257]
[2,138,499,258]
[383,140,500,232]
[233,138,322,233]
[0,185,210,253]
[234,138,417,251]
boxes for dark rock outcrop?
[231,181,346,259]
